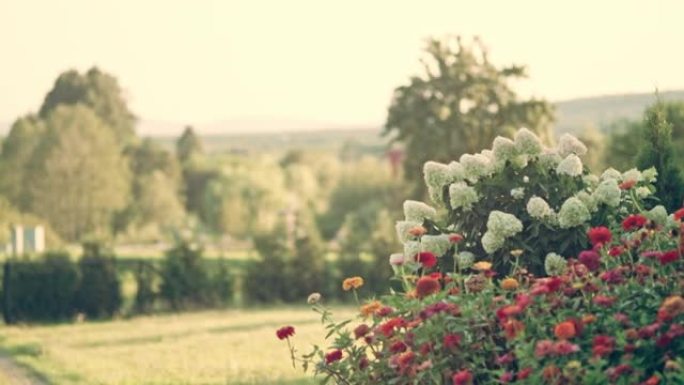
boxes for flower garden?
[277,128,684,385]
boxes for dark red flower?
[517,367,533,380]
[452,369,473,385]
[415,276,441,298]
[390,341,407,353]
[579,250,601,271]
[622,214,648,231]
[325,349,343,364]
[658,249,679,265]
[358,356,369,370]
[276,326,295,340]
[656,334,672,348]
[593,295,616,307]
[674,208,684,221]
[354,324,370,339]
[417,252,437,268]
[608,245,625,257]
[500,372,514,383]
[600,268,625,284]
[587,226,612,246]
[443,334,462,350]
[592,335,615,357]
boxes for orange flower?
[408,226,427,237]
[581,314,597,325]
[342,276,364,291]
[554,321,576,340]
[503,319,525,340]
[542,365,561,383]
[500,277,519,291]
[472,261,492,271]
[360,300,382,317]
[405,289,418,299]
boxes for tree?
[636,101,684,211]
[384,36,555,196]
[176,126,203,165]
[27,105,130,241]
[39,68,136,146]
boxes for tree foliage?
[383,36,555,196]
[176,125,204,165]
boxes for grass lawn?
[0,307,355,385]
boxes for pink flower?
[443,334,462,350]
[593,295,616,307]
[325,349,343,364]
[553,340,580,355]
[592,335,615,357]
[579,250,601,271]
[452,370,473,385]
[534,340,554,358]
[658,250,679,265]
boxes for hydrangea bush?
[279,207,684,384]
[413,128,658,275]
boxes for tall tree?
[176,126,203,165]
[28,105,130,241]
[636,101,684,211]
[383,36,555,196]
[39,67,136,145]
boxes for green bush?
[2,251,80,322]
[73,242,122,318]
[244,228,291,303]
[159,241,213,310]
[133,260,157,314]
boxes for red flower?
[419,342,433,355]
[396,350,415,370]
[600,268,625,284]
[608,245,624,257]
[578,250,601,271]
[417,252,437,268]
[554,321,576,340]
[503,319,525,340]
[354,324,370,339]
[592,335,615,357]
[516,293,532,309]
[587,226,612,247]
[443,334,462,350]
[593,295,616,307]
[658,249,679,265]
[276,326,295,340]
[535,340,554,358]
[619,179,636,190]
[517,367,533,380]
[449,233,464,243]
[622,214,648,231]
[415,276,441,298]
[674,208,684,221]
[642,375,660,385]
[377,317,406,337]
[500,372,514,383]
[390,341,407,353]
[452,369,473,385]
[553,340,580,355]
[325,349,343,364]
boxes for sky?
[1,0,683,134]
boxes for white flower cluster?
[449,182,479,210]
[482,211,523,253]
[642,167,658,183]
[636,186,652,198]
[492,136,517,163]
[558,197,590,228]
[544,252,566,276]
[558,133,588,157]
[526,196,553,219]
[423,161,453,203]
[539,149,562,170]
[514,128,543,155]
[592,179,621,207]
[647,205,668,226]
[575,191,597,213]
[403,200,436,222]
[459,153,493,182]
[455,251,475,270]
[600,168,622,181]
[556,154,583,177]
[622,168,642,183]
[403,241,421,260]
[510,187,525,200]
[421,234,451,256]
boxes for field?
[0,307,355,385]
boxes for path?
[0,355,46,385]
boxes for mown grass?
[0,307,355,385]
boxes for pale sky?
[1,0,683,133]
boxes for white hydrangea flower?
[538,149,562,170]
[423,161,453,190]
[403,200,436,222]
[510,187,525,200]
[486,211,523,238]
[544,253,567,276]
[575,191,598,213]
[427,186,443,205]
[449,182,479,211]
[523,175,530,183]
[642,167,658,183]
[492,136,517,162]
[459,153,492,182]
[403,241,421,259]
[600,168,622,181]
[558,197,591,228]
[510,154,530,169]
[583,174,599,187]
[514,127,543,156]
[526,196,552,219]
[395,220,421,243]
[455,251,475,270]
[636,186,652,198]
[556,154,583,177]
[480,149,496,162]
[622,168,642,183]
[421,234,451,256]
[646,205,668,226]
[389,253,405,265]
[482,231,505,254]
[593,179,621,207]
[448,161,466,181]
[558,133,588,157]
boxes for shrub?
[403,128,656,275]
[209,258,234,306]
[2,251,79,322]
[133,260,157,314]
[159,240,213,310]
[73,242,122,318]
[281,206,684,384]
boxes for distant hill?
[554,90,684,135]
